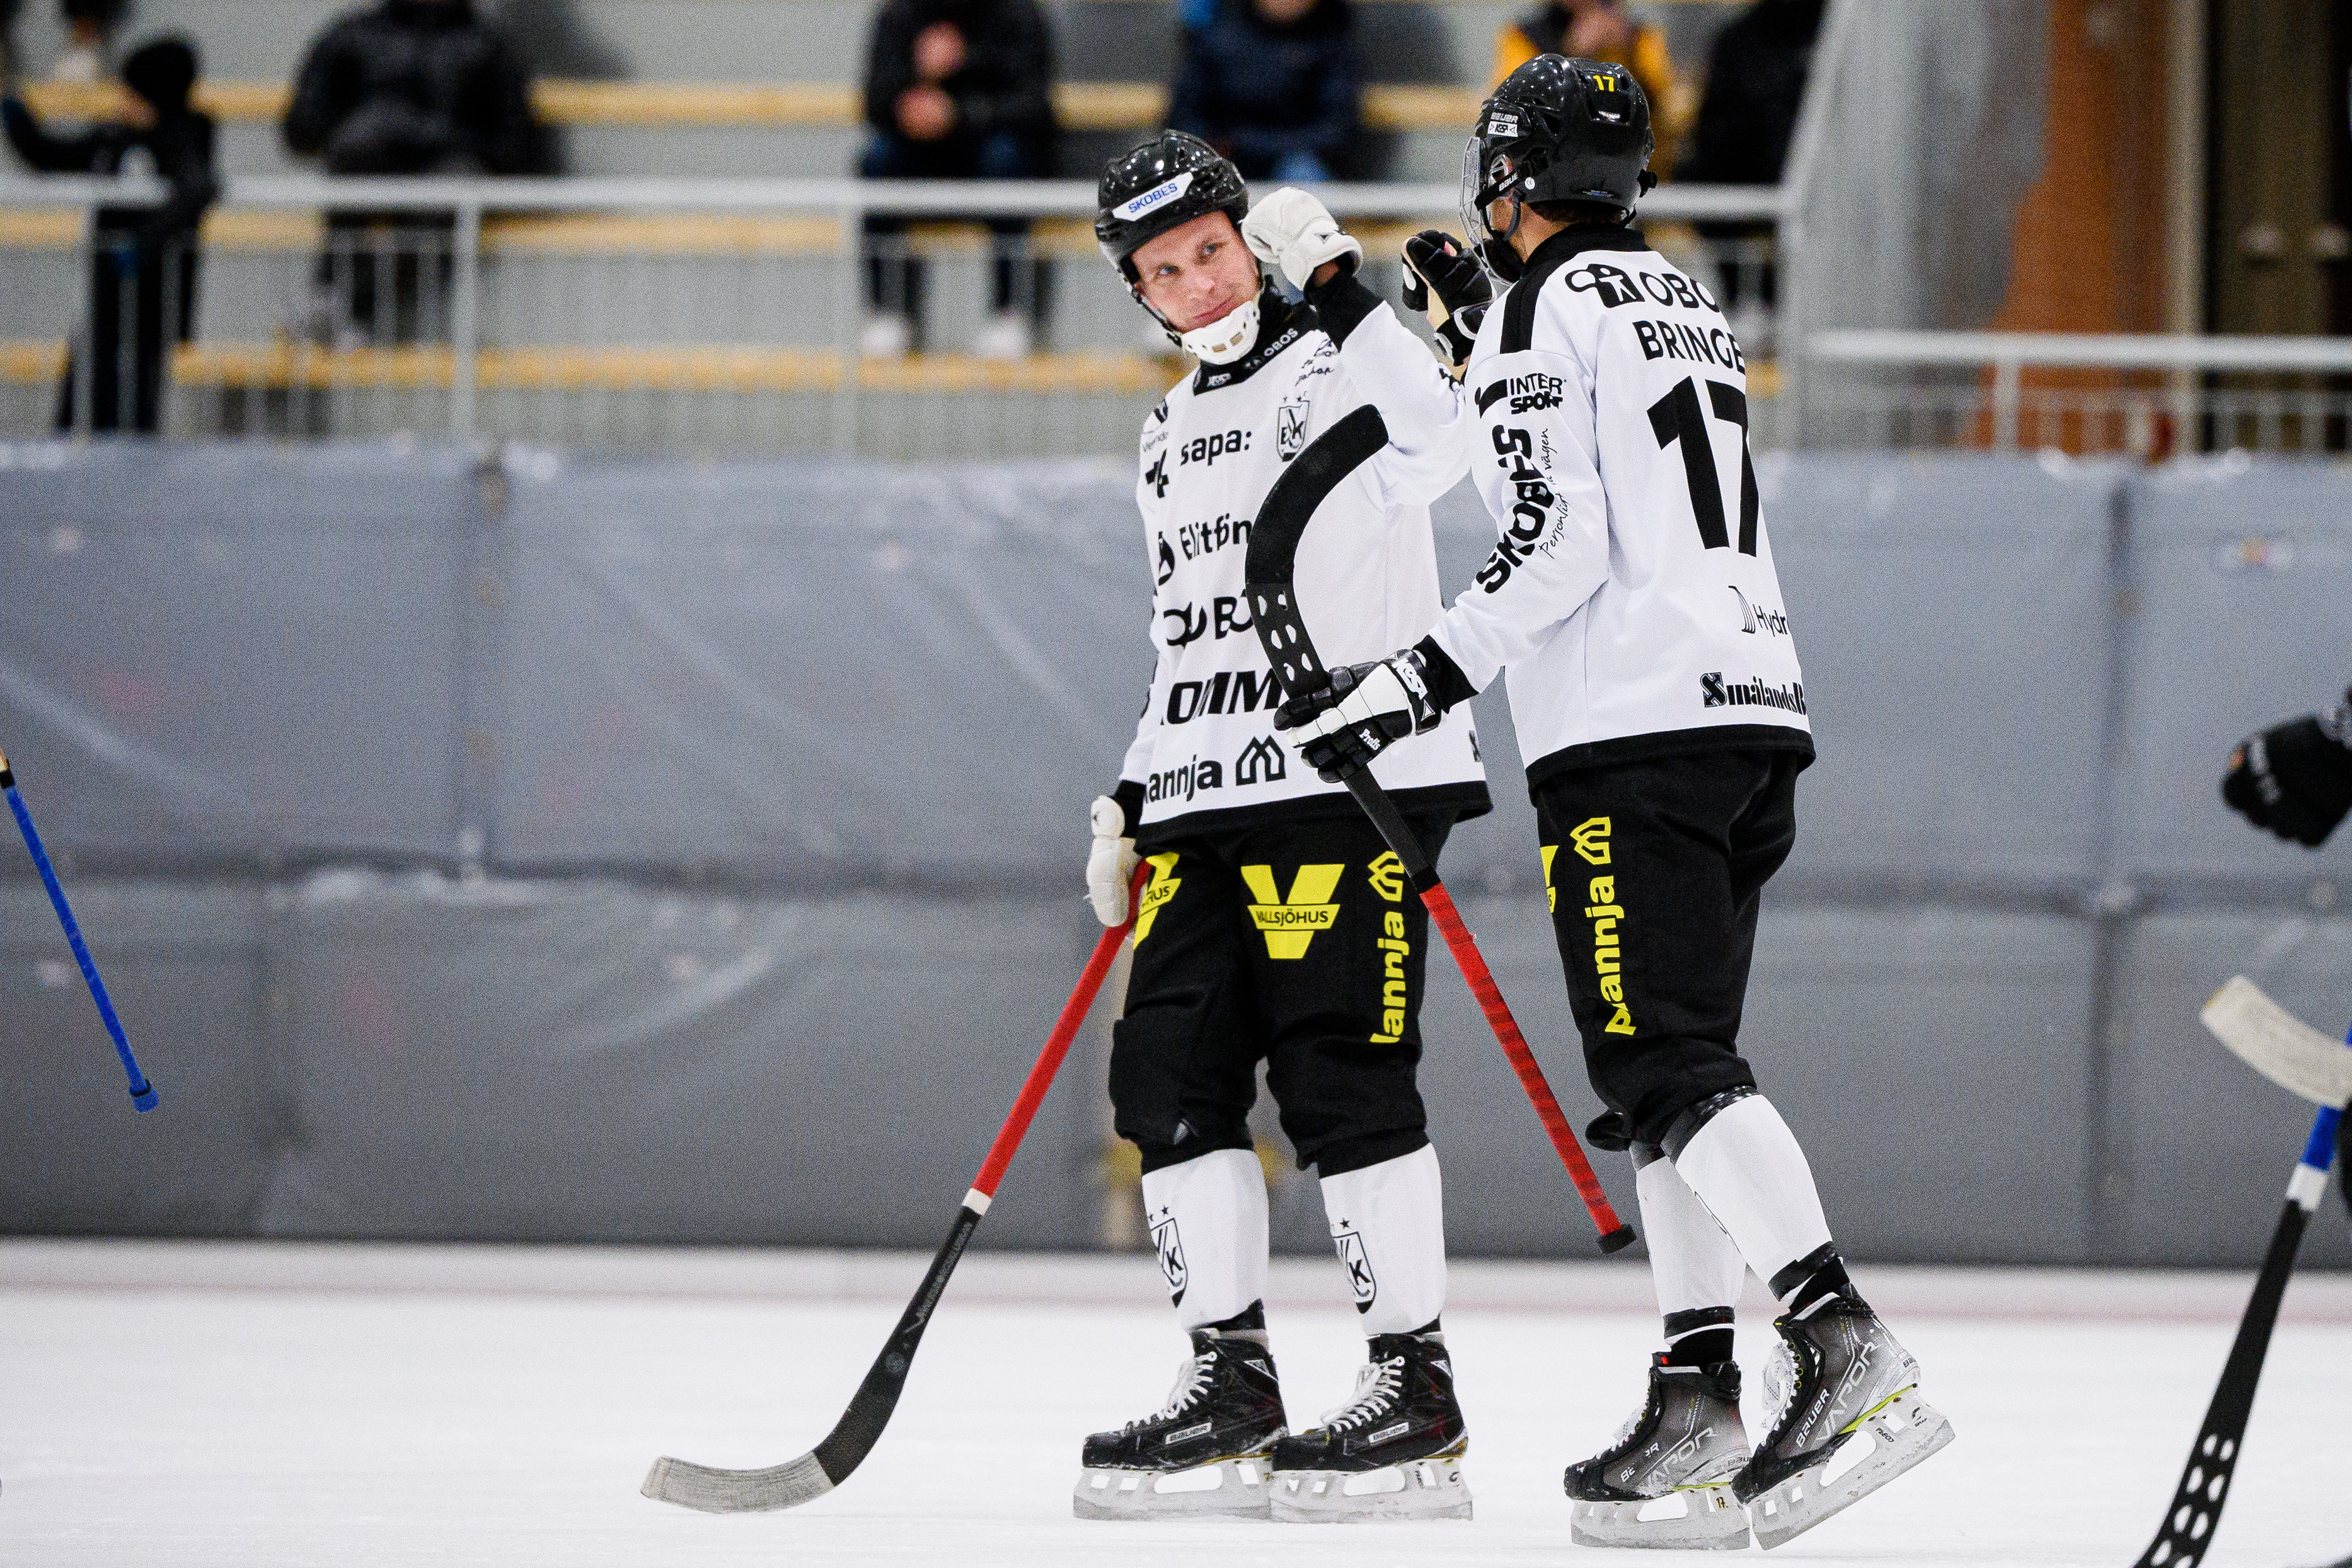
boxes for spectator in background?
[1,0,23,81]
[3,36,214,432]
[1678,0,1821,187]
[1168,0,1360,185]
[52,0,130,83]
[281,0,546,343]
[858,0,1056,360]
[1676,0,1823,312]
[1492,0,1682,173]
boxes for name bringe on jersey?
[1436,232,1812,781]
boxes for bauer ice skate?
[1268,1326,1472,1522]
[1073,1308,1287,1519]
[1565,1354,1751,1549]
[1734,1296,1954,1548]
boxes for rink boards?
[0,444,2347,1265]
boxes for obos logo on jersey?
[1115,171,1195,222]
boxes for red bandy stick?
[967,867,1144,1206]
[1421,881,1627,1242]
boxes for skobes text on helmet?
[1097,130,1257,355]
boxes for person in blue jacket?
[1168,0,1360,183]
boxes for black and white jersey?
[1121,286,1491,838]
[1421,228,1813,784]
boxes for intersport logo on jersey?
[1700,672,1807,715]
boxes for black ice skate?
[1073,1307,1287,1519]
[1734,1296,1954,1548]
[1565,1354,1751,1550]
[1268,1325,1471,1522]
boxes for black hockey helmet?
[1461,54,1656,277]
[1095,130,1251,282]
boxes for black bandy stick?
[1243,406,1631,1252]
[642,872,1143,1513]
[2128,1016,2349,1568]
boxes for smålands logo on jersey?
[1155,535,1176,585]
[1700,672,1807,714]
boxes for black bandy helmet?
[1461,54,1657,280]
[1096,130,1250,282]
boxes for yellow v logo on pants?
[1134,853,1182,943]
[1240,863,1344,959]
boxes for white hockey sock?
[1140,1146,1268,1329]
[1633,1145,1746,1347]
[1318,1143,1447,1336]
[1670,1095,1834,1303]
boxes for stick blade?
[641,1451,834,1513]
[2202,976,2352,1107]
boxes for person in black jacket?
[856,0,1056,358]
[281,0,546,342]
[1168,0,1359,184]
[1675,0,1823,313]
[3,35,214,432]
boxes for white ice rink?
[3,1241,2349,1567]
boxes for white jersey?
[1120,285,1492,838]
[1421,228,1813,783]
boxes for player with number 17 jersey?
[1444,205,1807,773]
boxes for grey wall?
[1,442,2348,1267]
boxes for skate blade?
[1570,1484,1751,1550]
[1073,1456,1274,1520]
[1749,1388,1954,1550]
[1270,1453,1472,1523]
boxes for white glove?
[1242,187,1364,293]
[1087,794,1139,926]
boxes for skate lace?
[1316,1354,1405,1433]
[1123,1349,1216,1433]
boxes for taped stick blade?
[642,1451,834,1513]
[2202,976,2352,1108]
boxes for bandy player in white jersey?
[1071,130,1496,1523]
[1279,58,1952,1548]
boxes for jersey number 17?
[1649,376,1759,556]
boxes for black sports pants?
[1111,811,1451,1179]
[1533,748,1807,1150]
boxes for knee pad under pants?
[1109,810,1454,1177]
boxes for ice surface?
[3,1244,2350,1566]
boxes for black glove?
[1400,229,1490,378]
[1272,650,1445,781]
[2221,688,2352,847]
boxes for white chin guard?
[1179,294,1259,364]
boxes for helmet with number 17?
[1461,54,1657,284]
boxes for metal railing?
[1805,330,2352,456]
[0,173,1790,458]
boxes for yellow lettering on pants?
[1241,863,1344,959]
[1134,853,1182,943]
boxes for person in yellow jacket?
[1491,0,1685,172]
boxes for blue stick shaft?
[3,776,156,1110]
